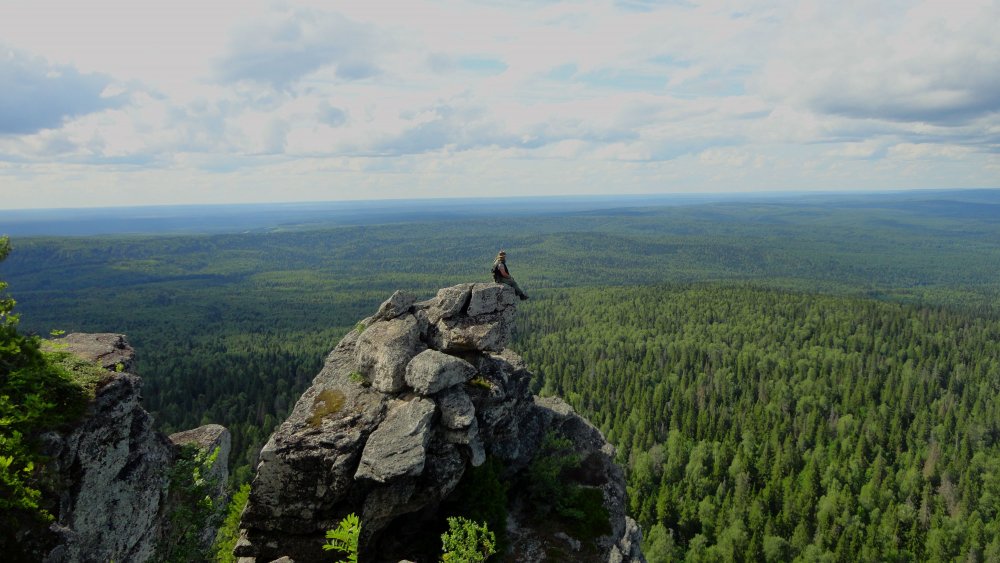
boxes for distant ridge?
[7,189,998,237]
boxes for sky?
[1,0,998,209]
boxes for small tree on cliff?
[0,236,96,555]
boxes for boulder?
[355,398,436,483]
[404,349,477,395]
[432,307,515,352]
[420,284,473,324]
[435,386,475,429]
[372,290,417,322]
[466,283,517,316]
[29,334,230,563]
[169,424,231,499]
[355,314,421,393]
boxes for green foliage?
[347,371,366,385]
[446,456,510,557]
[467,375,492,390]
[523,431,611,542]
[514,284,1000,561]
[441,516,496,563]
[158,445,224,563]
[4,194,1000,560]
[525,432,579,518]
[323,512,360,563]
[0,238,93,540]
[6,196,1000,486]
[212,483,250,563]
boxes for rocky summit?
[236,283,646,562]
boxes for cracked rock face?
[29,334,230,563]
[236,283,646,563]
[355,397,436,483]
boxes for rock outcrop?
[24,333,230,563]
[236,283,645,562]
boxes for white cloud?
[0,0,996,208]
[0,46,126,135]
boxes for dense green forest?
[514,285,1000,561]
[3,192,1000,557]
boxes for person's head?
[496,250,506,261]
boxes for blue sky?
[1,0,998,208]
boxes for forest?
[3,189,1000,558]
[514,285,1000,561]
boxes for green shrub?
[446,456,510,557]
[523,431,610,543]
[157,445,224,562]
[212,483,250,563]
[0,236,93,532]
[441,516,496,563]
[323,512,360,563]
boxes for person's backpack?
[491,260,501,281]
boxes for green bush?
[523,431,610,542]
[213,482,250,563]
[446,456,509,557]
[323,512,360,563]
[441,516,496,563]
[0,236,93,530]
[157,445,224,562]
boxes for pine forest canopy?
[3,190,1000,559]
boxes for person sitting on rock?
[492,249,529,300]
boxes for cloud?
[214,7,382,89]
[369,98,642,157]
[759,0,1000,126]
[0,46,125,135]
[318,102,348,127]
[2,0,998,208]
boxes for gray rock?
[466,283,517,316]
[432,306,516,352]
[404,349,477,395]
[373,290,417,322]
[42,373,174,563]
[33,334,229,563]
[555,531,582,552]
[355,398,437,483]
[356,314,421,393]
[435,386,475,429]
[236,284,645,563]
[169,424,231,501]
[442,419,486,467]
[240,329,390,538]
[423,283,473,324]
[52,332,136,373]
[468,431,486,467]
[613,517,646,563]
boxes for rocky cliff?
[236,283,645,562]
[23,333,230,563]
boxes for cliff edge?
[236,283,645,562]
[15,333,230,563]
